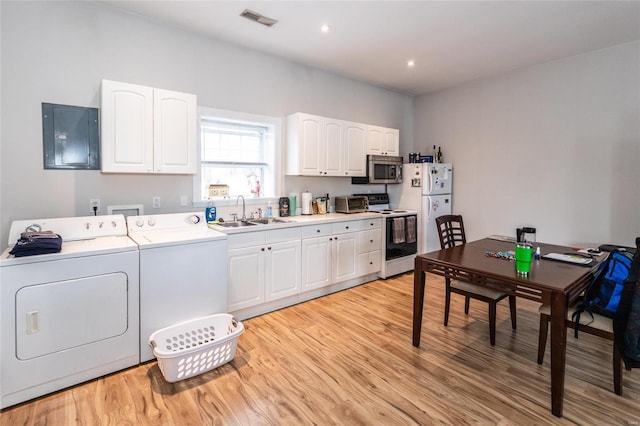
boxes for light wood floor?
[2,272,639,425]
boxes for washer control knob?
[136,219,144,227]
[189,215,201,224]
[147,218,156,226]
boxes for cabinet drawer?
[359,218,381,230]
[228,231,267,249]
[357,251,381,275]
[301,224,332,238]
[357,228,382,254]
[332,221,359,234]
[267,227,301,243]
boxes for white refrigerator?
[398,163,453,253]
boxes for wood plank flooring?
[2,272,639,425]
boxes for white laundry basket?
[149,313,244,383]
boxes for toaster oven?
[334,196,369,214]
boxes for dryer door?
[16,273,128,360]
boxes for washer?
[0,215,139,409]
[127,212,228,362]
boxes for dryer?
[0,215,139,409]
[127,212,228,362]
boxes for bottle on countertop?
[437,146,443,163]
[205,199,217,224]
[432,145,437,163]
[266,202,272,218]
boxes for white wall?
[414,41,640,247]
[0,1,413,247]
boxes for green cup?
[515,243,534,275]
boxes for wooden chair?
[435,215,517,346]
[537,304,623,395]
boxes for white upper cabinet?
[101,80,197,174]
[286,113,385,177]
[343,122,367,176]
[367,125,399,157]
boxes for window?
[195,108,281,204]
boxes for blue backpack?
[572,250,634,331]
[614,238,640,369]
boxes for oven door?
[385,215,418,260]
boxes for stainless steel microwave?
[352,155,403,185]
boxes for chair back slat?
[435,215,466,249]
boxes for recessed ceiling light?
[321,24,330,33]
[407,60,415,68]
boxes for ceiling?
[99,1,640,96]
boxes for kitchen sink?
[248,218,291,225]
[215,221,257,228]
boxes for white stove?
[355,193,419,279]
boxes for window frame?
[193,106,283,208]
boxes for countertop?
[208,212,382,234]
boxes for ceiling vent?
[240,9,278,27]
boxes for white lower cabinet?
[227,229,301,312]
[228,218,381,315]
[301,236,332,290]
[265,240,301,301]
[357,219,382,275]
[332,232,358,282]
[301,222,363,290]
[228,246,264,312]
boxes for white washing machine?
[0,215,140,409]
[127,212,228,362]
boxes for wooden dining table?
[412,238,601,417]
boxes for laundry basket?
[149,313,244,383]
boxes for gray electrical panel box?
[42,103,100,170]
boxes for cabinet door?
[366,126,383,156]
[101,80,153,173]
[332,233,358,283]
[265,240,301,301]
[299,114,323,175]
[228,247,264,311]
[343,122,366,176]
[383,127,400,156]
[323,118,343,176]
[301,236,332,290]
[153,88,197,174]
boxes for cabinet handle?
[316,229,320,233]
[370,240,373,243]
[335,236,338,240]
[345,226,349,229]
[369,261,373,265]
[268,247,272,250]
[261,248,265,251]
[329,238,333,241]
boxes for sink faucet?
[236,195,246,220]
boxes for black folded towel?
[9,231,63,257]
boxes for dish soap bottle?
[205,199,217,224]
[266,202,272,218]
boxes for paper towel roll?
[301,191,313,215]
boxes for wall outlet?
[89,198,101,213]
[152,196,161,209]
[180,195,188,207]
